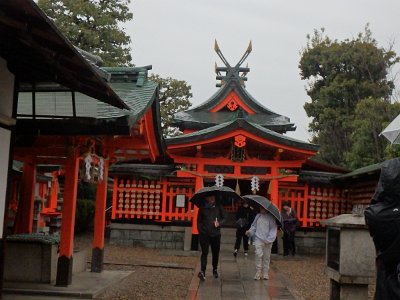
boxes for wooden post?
[91,159,109,273]
[48,173,59,211]
[14,158,36,233]
[161,179,167,222]
[270,166,279,206]
[191,174,203,250]
[111,177,118,220]
[56,151,79,286]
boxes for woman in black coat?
[281,202,297,256]
[233,199,255,257]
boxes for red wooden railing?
[113,178,163,220]
[112,178,196,222]
[111,178,364,228]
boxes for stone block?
[118,239,133,246]
[143,240,156,248]
[165,242,175,249]
[129,230,141,240]
[155,241,165,249]
[172,232,183,242]
[4,242,58,283]
[175,242,184,250]
[140,231,152,240]
[110,229,122,239]
[151,231,162,241]
[162,232,172,241]
[184,227,192,251]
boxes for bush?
[75,198,95,233]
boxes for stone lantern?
[321,214,375,300]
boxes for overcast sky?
[126,0,400,142]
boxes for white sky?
[126,0,400,142]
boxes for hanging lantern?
[251,176,260,194]
[79,153,105,184]
[215,174,224,187]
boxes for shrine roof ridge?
[166,118,318,152]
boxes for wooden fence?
[111,179,369,228]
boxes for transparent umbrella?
[380,114,400,144]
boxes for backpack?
[364,201,400,268]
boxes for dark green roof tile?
[173,81,295,133]
[167,118,318,152]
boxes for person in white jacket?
[246,206,278,280]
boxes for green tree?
[38,0,133,66]
[299,26,399,167]
[344,98,400,169]
[149,74,193,137]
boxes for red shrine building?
[2,2,379,290]
[108,42,361,250]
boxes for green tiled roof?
[17,66,158,126]
[96,66,158,123]
[96,80,158,123]
[174,110,294,132]
[166,118,318,152]
[334,162,382,180]
[173,81,295,133]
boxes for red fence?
[112,178,365,228]
[111,178,195,222]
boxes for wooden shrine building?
[1,0,381,293]
[108,42,357,251]
[1,0,166,288]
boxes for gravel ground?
[75,234,376,300]
[272,256,330,300]
[272,255,376,300]
[74,234,198,300]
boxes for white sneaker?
[263,273,269,280]
[254,270,261,280]
[244,251,248,256]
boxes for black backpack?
[365,201,400,268]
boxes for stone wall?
[109,223,192,250]
[110,224,326,255]
[294,231,326,255]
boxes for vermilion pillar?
[270,166,279,206]
[191,173,203,250]
[56,151,79,286]
[91,159,109,272]
[14,158,36,233]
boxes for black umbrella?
[189,186,242,207]
[242,194,282,225]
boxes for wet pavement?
[188,249,298,300]
[2,270,132,299]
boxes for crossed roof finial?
[214,40,252,87]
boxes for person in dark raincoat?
[365,158,400,299]
[197,194,226,281]
[281,201,298,256]
[233,198,255,257]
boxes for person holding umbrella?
[244,195,279,280]
[233,198,255,257]
[197,194,227,281]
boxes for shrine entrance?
[203,178,271,227]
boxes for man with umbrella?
[197,194,227,281]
